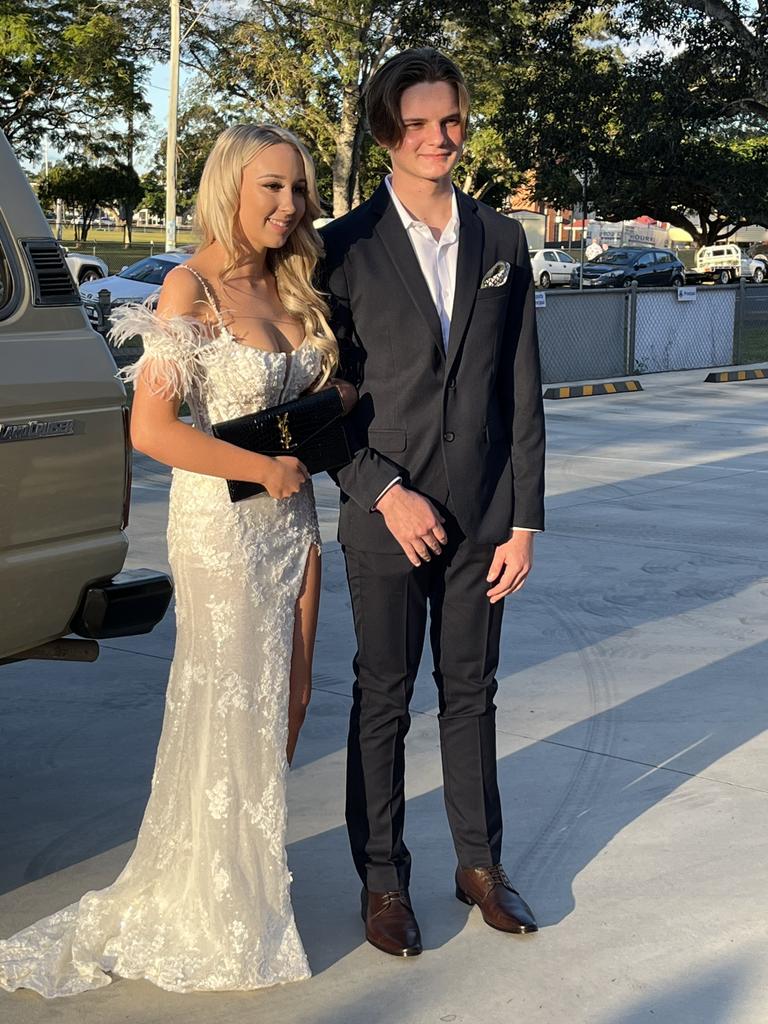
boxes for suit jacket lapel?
[446,191,484,370]
[370,182,444,355]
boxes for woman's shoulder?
[158,262,210,319]
[109,262,220,350]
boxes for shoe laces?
[488,865,512,889]
[383,889,411,909]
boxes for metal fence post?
[624,282,638,374]
[98,288,112,336]
[733,278,746,365]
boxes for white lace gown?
[0,305,323,998]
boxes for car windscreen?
[591,250,642,265]
[118,257,176,285]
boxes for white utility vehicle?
[692,243,765,285]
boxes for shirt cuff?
[371,476,402,512]
[511,527,542,533]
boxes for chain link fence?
[536,281,768,384]
[94,277,768,385]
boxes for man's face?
[389,80,464,183]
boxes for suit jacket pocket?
[367,428,407,453]
[485,421,508,443]
[476,281,511,301]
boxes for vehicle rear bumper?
[71,568,173,639]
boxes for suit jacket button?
[443,431,455,442]
[447,378,456,390]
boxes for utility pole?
[575,162,591,291]
[165,0,180,252]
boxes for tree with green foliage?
[184,0,449,215]
[446,3,532,207]
[140,171,166,220]
[103,163,144,246]
[629,0,768,121]
[148,89,242,218]
[38,163,108,242]
[0,0,153,161]
[514,7,768,246]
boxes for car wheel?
[79,268,104,284]
[753,267,765,284]
[623,278,633,288]
[671,275,684,287]
[717,270,730,285]
[539,271,550,289]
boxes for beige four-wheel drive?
[0,130,171,664]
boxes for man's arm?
[486,221,546,602]
[505,222,546,532]
[320,233,407,511]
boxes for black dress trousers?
[343,511,505,892]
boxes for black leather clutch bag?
[211,386,352,502]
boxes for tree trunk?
[350,116,366,209]
[332,84,362,217]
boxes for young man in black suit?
[320,47,545,957]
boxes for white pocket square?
[480,260,511,288]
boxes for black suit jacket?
[320,180,545,553]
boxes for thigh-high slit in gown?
[0,303,323,997]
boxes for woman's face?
[238,142,308,251]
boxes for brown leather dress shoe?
[455,865,538,934]
[361,888,423,957]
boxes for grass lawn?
[737,326,768,364]
[60,226,197,274]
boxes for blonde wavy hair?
[195,124,337,384]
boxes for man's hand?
[375,483,447,566]
[486,530,535,604]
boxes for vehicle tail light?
[121,405,132,529]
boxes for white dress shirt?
[385,175,459,351]
[371,177,538,533]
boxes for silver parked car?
[63,247,109,285]
[529,248,580,288]
[80,250,192,332]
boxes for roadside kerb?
[704,368,768,383]
[543,380,643,400]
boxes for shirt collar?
[385,175,459,241]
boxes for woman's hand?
[330,377,358,414]
[262,456,310,499]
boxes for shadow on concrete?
[285,635,767,980]
[597,950,756,1024]
[0,446,765,1015]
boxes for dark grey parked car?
[571,247,686,288]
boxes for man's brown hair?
[364,47,470,149]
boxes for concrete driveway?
[1,368,767,1023]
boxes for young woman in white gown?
[0,124,354,998]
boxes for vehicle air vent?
[19,238,80,306]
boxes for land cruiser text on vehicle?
[0,130,172,664]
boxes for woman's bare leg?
[287,545,321,765]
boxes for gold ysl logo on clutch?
[277,413,293,450]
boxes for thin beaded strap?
[179,264,226,332]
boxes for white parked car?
[529,248,580,288]
[79,250,192,332]
[693,243,765,285]
[62,247,108,285]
